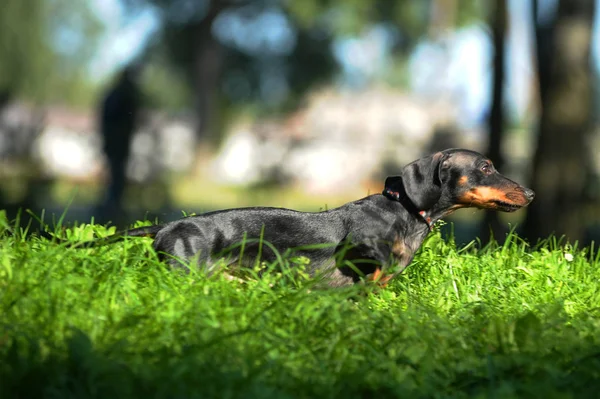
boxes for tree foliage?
[0,0,103,107]
[122,0,485,140]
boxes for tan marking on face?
[457,186,528,209]
[505,192,525,203]
[457,187,506,208]
[457,175,468,186]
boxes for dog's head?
[384,149,535,213]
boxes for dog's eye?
[481,163,493,174]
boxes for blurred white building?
[212,87,483,193]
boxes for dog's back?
[152,206,351,271]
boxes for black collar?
[382,187,434,231]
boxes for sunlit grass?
[2,214,600,398]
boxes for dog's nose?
[523,188,535,201]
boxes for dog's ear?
[400,151,447,210]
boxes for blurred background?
[1,0,599,245]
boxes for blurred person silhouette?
[97,64,142,222]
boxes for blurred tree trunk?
[190,1,225,144]
[523,0,595,243]
[482,0,507,243]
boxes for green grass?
[2,213,600,398]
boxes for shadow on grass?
[3,311,600,399]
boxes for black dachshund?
[59,149,534,287]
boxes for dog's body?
[65,149,535,287]
[143,195,430,287]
